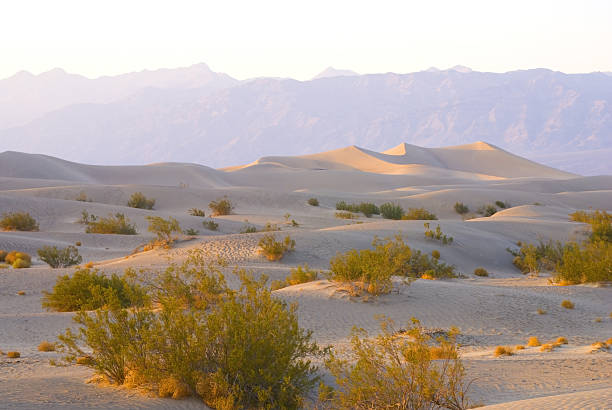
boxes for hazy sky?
[2,0,611,80]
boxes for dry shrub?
[590,342,609,352]
[606,338,612,345]
[127,192,155,210]
[7,351,20,358]
[0,212,39,231]
[6,251,31,266]
[0,250,7,261]
[85,213,137,235]
[527,337,541,347]
[540,344,555,352]
[76,356,93,365]
[494,346,513,357]
[561,300,575,309]
[38,341,56,352]
[17,290,26,295]
[12,258,31,269]
[556,337,568,345]
[335,211,357,220]
[258,234,295,261]
[188,208,205,217]
[420,272,435,280]
[431,249,440,259]
[473,267,489,277]
[84,262,94,269]
[209,196,234,216]
[595,317,602,323]
[307,198,319,206]
[38,245,82,268]
[271,264,319,290]
[515,345,525,350]
[158,377,191,399]
[537,308,547,315]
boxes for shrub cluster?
[307,197,319,206]
[202,219,218,231]
[570,209,612,242]
[508,240,563,274]
[127,192,155,210]
[42,269,145,312]
[379,202,403,220]
[258,234,295,261]
[85,213,137,235]
[402,207,438,220]
[240,222,258,233]
[454,202,469,215]
[271,264,319,291]
[37,245,82,268]
[0,212,39,231]
[146,216,181,245]
[336,201,380,217]
[335,211,358,220]
[2,250,32,268]
[184,228,199,236]
[209,196,233,216]
[322,317,472,409]
[423,223,454,244]
[56,255,322,409]
[188,208,205,217]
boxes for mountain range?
[1,64,610,175]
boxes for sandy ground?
[1,144,611,409]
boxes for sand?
[1,143,610,409]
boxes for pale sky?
[1,0,611,80]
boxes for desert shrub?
[556,337,568,345]
[7,351,20,358]
[188,208,205,217]
[402,207,438,220]
[553,240,611,284]
[57,255,322,409]
[42,269,145,312]
[477,204,498,217]
[0,263,9,269]
[335,211,357,219]
[570,210,612,242]
[561,299,574,309]
[209,196,233,216]
[423,223,454,244]
[335,201,358,213]
[12,258,31,268]
[431,249,440,259]
[184,228,199,236]
[527,337,541,347]
[240,222,258,233]
[307,197,319,206]
[358,203,380,217]
[38,341,56,352]
[495,200,509,209]
[127,192,155,210]
[38,245,82,268]
[6,251,32,268]
[515,345,525,350]
[323,317,472,409]
[263,222,280,232]
[17,290,26,295]
[0,250,6,261]
[509,239,564,275]
[454,202,469,215]
[202,219,218,231]
[75,191,91,202]
[291,219,299,227]
[379,202,404,220]
[494,346,513,357]
[0,212,39,231]
[85,213,137,235]
[78,210,97,225]
[271,264,319,290]
[258,234,295,261]
[75,241,82,246]
[146,216,181,245]
[474,267,489,277]
[540,344,555,352]
[537,308,547,315]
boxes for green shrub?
[146,216,181,245]
[553,240,611,283]
[0,212,39,231]
[477,204,498,217]
[271,264,319,290]
[454,202,469,215]
[184,228,199,236]
[78,210,97,225]
[188,208,205,217]
[307,198,319,206]
[495,200,509,209]
[402,208,438,220]
[202,219,218,231]
[570,210,612,242]
[474,267,489,277]
[423,223,453,244]
[127,192,155,210]
[509,240,564,274]
[57,255,322,409]
[240,222,258,233]
[336,201,380,217]
[258,234,295,261]
[263,222,280,232]
[323,317,472,409]
[335,211,357,219]
[42,269,145,312]
[85,213,137,235]
[431,249,440,259]
[209,196,234,216]
[38,245,82,268]
[379,203,404,220]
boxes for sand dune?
[0,143,610,409]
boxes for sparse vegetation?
[477,204,498,217]
[127,192,155,210]
[75,191,91,202]
[379,202,404,220]
[336,201,380,217]
[335,211,358,219]
[307,197,319,206]
[271,264,319,290]
[540,343,555,352]
[146,216,181,245]
[561,299,575,309]
[495,200,509,209]
[38,341,56,352]
[258,234,295,261]
[202,219,218,231]
[494,346,513,357]
[184,228,199,236]
[473,267,489,277]
[556,337,568,345]
[454,202,469,215]
[42,269,145,312]
[515,345,525,350]
[431,249,440,259]
[322,317,472,409]
[527,336,541,347]
[424,222,454,244]
[263,222,280,232]
[56,254,322,408]
[188,208,205,217]
[38,245,82,268]
[240,222,258,233]
[402,207,438,220]
[85,213,137,235]
[537,308,547,315]
[0,212,39,231]
[209,196,234,216]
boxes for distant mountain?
[0,63,237,128]
[312,67,359,79]
[1,67,611,175]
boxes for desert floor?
[1,143,611,409]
